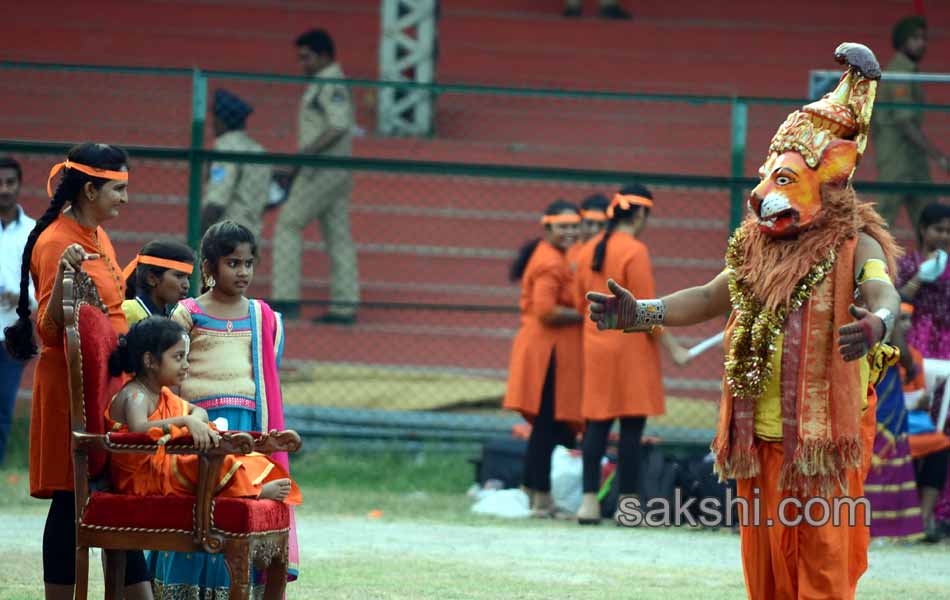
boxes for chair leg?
[263,556,288,600]
[224,551,251,600]
[103,550,126,600]
[75,546,90,600]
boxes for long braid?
[3,179,81,360]
[591,220,617,273]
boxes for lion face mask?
[749,43,880,238]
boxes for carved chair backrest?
[64,267,119,480]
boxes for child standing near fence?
[148,220,298,599]
[121,239,195,326]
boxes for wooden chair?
[63,267,302,600]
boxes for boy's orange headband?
[122,255,195,282]
[541,213,581,225]
[900,302,914,315]
[581,210,608,222]
[607,193,653,218]
[47,160,129,198]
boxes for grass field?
[2,440,949,599]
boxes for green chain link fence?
[2,62,948,451]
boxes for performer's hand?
[837,304,884,362]
[586,278,640,331]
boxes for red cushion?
[77,304,122,477]
[82,491,289,534]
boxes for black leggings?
[521,354,574,493]
[916,448,950,491]
[582,416,646,495]
[43,491,150,586]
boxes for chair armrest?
[74,429,302,456]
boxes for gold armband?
[857,258,890,286]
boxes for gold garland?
[724,230,836,401]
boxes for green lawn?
[3,419,948,599]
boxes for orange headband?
[541,213,581,225]
[581,210,608,222]
[122,255,195,282]
[900,302,914,315]
[47,159,128,198]
[606,193,653,218]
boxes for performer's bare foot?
[260,479,292,501]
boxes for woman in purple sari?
[896,202,950,531]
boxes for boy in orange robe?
[107,316,301,505]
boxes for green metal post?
[729,100,748,232]
[187,69,207,293]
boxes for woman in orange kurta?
[1,144,153,598]
[573,185,689,524]
[503,200,584,518]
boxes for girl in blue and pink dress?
[148,220,298,599]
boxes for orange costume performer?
[30,175,129,498]
[587,44,903,598]
[716,45,903,600]
[715,44,909,599]
[106,386,301,504]
[504,240,583,428]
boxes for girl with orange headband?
[2,144,153,598]
[122,239,196,326]
[566,193,610,273]
[572,183,689,525]
[504,199,585,518]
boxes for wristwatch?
[873,308,895,343]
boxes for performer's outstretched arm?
[837,233,903,361]
[586,270,731,331]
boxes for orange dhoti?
[107,387,302,504]
[737,441,870,600]
[736,391,875,600]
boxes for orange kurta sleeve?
[530,267,561,320]
[30,229,71,348]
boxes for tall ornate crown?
[768,43,881,171]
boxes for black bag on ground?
[471,436,527,489]
[677,453,738,527]
[600,444,679,518]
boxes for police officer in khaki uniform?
[872,16,950,229]
[272,28,358,324]
[201,89,271,239]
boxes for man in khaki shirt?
[872,16,949,228]
[202,89,271,238]
[272,28,358,324]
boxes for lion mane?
[732,184,902,313]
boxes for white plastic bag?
[550,445,583,513]
[470,488,532,518]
